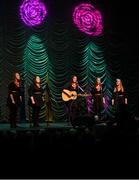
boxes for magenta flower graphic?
[73,3,103,36]
[20,0,47,27]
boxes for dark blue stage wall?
[0,0,139,123]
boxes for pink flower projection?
[73,3,103,36]
[20,0,47,27]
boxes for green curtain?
[0,0,139,123]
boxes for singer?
[91,77,105,121]
[112,79,127,106]
[112,78,128,126]
[63,75,81,124]
[28,76,45,127]
[7,72,22,128]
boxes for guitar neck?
[78,93,91,97]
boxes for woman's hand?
[10,94,15,104]
[112,99,114,105]
[12,100,15,104]
[125,98,128,104]
[20,96,22,102]
[31,96,35,104]
[103,97,105,104]
[31,100,35,104]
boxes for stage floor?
[0,121,109,142]
[0,122,72,131]
[0,121,107,131]
[0,118,107,131]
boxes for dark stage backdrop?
[0,0,139,122]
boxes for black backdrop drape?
[0,0,139,122]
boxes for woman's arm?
[125,98,127,104]
[8,83,15,104]
[30,96,35,104]
[10,94,15,104]
[112,99,114,105]
[103,97,105,104]
[124,89,128,104]
[28,85,35,104]
[112,88,116,105]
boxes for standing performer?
[62,75,81,124]
[112,78,128,125]
[92,77,105,121]
[28,76,44,127]
[7,72,22,128]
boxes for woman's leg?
[9,104,18,128]
[32,106,41,127]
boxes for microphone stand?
[77,84,85,93]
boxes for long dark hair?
[70,75,78,84]
[33,76,41,89]
[95,78,102,89]
[13,72,20,81]
[114,78,124,92]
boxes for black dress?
[113,90,127,113]
[112,89,127,127]
[28,84,44,127]
[92,87,103,119]
[7,82,21,128]
[113,90,125,105]
[64,83,80,124]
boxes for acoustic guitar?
[62,89,91,102]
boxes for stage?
[0,120,109,137]
[0,122,72,131]
[0,0,139,177]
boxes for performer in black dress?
[112,79,127,123]
[63,75,80,124]
[7,72,22,128]
[28,76,44,127]
[92,77,105,121]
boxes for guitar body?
[62,89,77,102]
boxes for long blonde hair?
[114,79,124,92]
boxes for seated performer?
[112,78,128,126]
[28,76,44,127]
[91,77,105,121]
[7,72,22,128]
[62,75,82,124]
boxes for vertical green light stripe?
[85,40,114,118]
[23,35,49,121]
